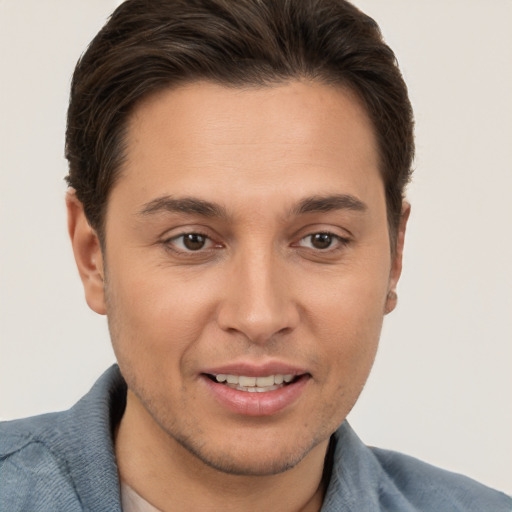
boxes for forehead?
[114,80,381,215]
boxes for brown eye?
[296,232,349,252]
[182,233,207,251]
[310,233,334,249]
[164,231,221,255]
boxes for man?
[1,1,510,510]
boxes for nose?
[216,248,300,344]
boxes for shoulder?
[325,423,511,512]
[370,446,512,511]
[0,414,82,511]
[0,365,126,511]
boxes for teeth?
[256,375,274,387]
[214,373,297,388]
[239,376,256,387]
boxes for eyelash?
[162,230,350,255]
[296,232,350,252]
[162,232,219,254]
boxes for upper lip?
[201,361,309,377]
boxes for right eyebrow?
[137,195,228,219]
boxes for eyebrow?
[291,194,367,216]
[138,196,228,219]
[138,193,367,220]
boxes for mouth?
[201,368,310,416]
[204,373,305,393]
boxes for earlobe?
[384,290,398,315]
[66,190,107,315]
[385,201,411,315]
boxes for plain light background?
[1,0,511,494]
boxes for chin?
[172,433,321,476]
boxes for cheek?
[306,264,389,377]
[104,262,218,370]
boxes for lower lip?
[202,375,309,416]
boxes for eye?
[298,232,347,250]
[166,233,213,252]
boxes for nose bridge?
[218,240,297,343]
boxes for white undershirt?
[120,481,162,512]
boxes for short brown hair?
[65,0,414,244]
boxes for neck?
[115,391,329,512]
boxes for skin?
[67,80,409,512]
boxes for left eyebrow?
[291,194,367,216]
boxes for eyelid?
[290,221,352,242]
[171,233,211,250]
[161,229,223,254]
[296,232,350,250]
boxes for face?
[73,81,406,476]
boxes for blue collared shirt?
[1,366,510,511]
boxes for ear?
[384,201,411,315]
[66,189,107,315]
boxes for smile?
[211,373,297,392]
[202,370,309,415]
